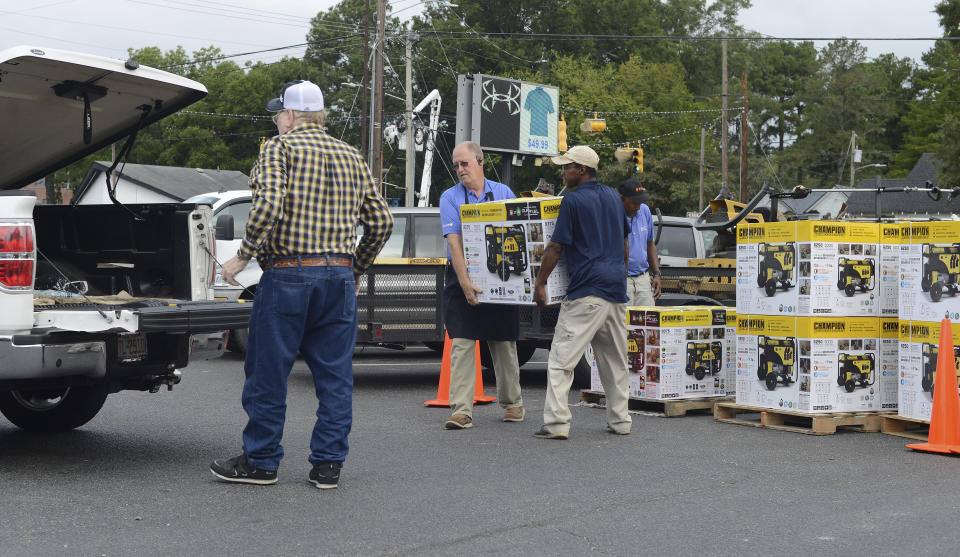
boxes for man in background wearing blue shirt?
[438,141,524,430]
[618,178,661,306]
[532,146,632,439]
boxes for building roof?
[845,153,958,217]
[74,161,249,203]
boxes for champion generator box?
[898,221,960,322]
[736,221,798,317]
[898,319,960,422]
[736,315,799,410]
[878,318,900,411]
[796,221,880,317]
[723,307,737,396]
[633,307,686,400]
[680,308,726,399]
[460,196,569,305]
[625,307,648,397]
[878,223,902,317]
[795,317,881,413]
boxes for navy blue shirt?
[550,180,629,302]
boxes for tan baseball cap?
[551,145,599,169]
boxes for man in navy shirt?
[618,178,661,306]
[438,141,524,430]
[532,146,632,439]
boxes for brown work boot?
[503,406,525,422]
[444,413,473,429]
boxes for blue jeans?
[241,264,357,470]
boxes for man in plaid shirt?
[211,80,393,489]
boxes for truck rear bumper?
[0,336,107,381]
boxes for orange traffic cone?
[424,332,497,406]
[907,318,960,454]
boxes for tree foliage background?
[47,0,960,216]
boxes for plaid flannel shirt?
[239,122,393,275]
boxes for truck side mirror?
[215,214,234,241]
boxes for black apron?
[443,185,520,341]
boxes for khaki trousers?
[543,295,631,434]
[627,273,655,307]
[449,338,522,418]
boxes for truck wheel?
[479,341,538,375]
[0,387,108,432]
[572,355,592,389]
[227,328,249,354]
[931,281,944,302]
[764,372,778,391]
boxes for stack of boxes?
[896,221,960,421]
[736,221,896,413]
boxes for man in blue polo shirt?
[532,145,632,439]
[618,177,661,306]
[437,141,524,430]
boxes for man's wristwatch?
[236,250,251,262]
[649,270,660,277]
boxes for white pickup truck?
[0,46,251,431]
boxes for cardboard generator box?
[460,196,569,305]
[898,221,960,322]
[627,307,727,400]
[736,315,799,410]
[737,221,880,317]
[897,319,960,422]
[878,223,902,317]
[795,317,881,413]
[723,307,738,396]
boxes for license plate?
[118,333,148,362]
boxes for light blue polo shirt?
[439,178,515,259]
[627,204,655,276]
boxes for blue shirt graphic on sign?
[524,86,554,137]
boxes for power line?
[417,31,960,43]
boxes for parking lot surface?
[2,346,959,556]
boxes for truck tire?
[0,386,108,432]
[227,327,249,354]
[572,355,591,389]
[480,341,537,374]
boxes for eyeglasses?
[272,113,282,125]
[561,163,581,173]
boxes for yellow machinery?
[757,242,796,297]
[921,243,960,302]
[757,335,796,391]
[627,329,645,372]
[685,341,722,381]
[837,257,875,297]
[921,342,960,394]
[837,353,875,393]
[484,224,527,281]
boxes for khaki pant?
[449,338,522,418]
[543,295,631,435]
[627,273,655,307]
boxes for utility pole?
[699,127,705,212]
[848,131,857,188]
[360,0,371,159]
[720,40,729,198]
[740,67,748,202]
[404,33,415,207]
[371,0,386,195]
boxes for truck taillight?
[0,224,35,290]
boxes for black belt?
[628,271,649,277]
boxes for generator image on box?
[837,257,875,297]
[627,329,645,371]
[757,242,796,297]
[921,243,960,302]
[920,342,960,394]
[685,341,722,380]
[757,335,796,390]
[837,353,875,392]
[484,224,527,281]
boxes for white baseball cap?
[551,145,600,169]
[266,80,324,112]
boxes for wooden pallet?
[879,414,930,442]
[713,402,882,435]
[579,390,731,417]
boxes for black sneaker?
[210,454,278,485]
[309,462,341,489]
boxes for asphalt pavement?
[1,346,959,556]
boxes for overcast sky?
[0,0,945,68]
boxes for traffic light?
[558,114,567,152]
[614,143,643,173]
[579,112,606,134]
[634,145,643,173]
